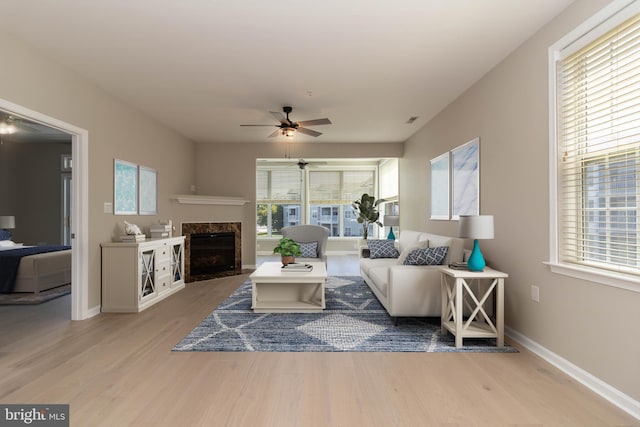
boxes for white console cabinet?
[101,236,185,313]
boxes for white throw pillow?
[0,240,16,247]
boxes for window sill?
[545,262,640,293]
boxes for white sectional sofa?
[359,230,465,319]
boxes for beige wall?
[0,32,197,309]
[0,140,71,245]
[402,0,639,401]
[189,142,403,266]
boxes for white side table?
[439,267,508,348]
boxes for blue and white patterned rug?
[173,276,518,353]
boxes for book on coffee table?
[281,263,313,272]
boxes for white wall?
[190,142,403,266]
[401,0,639,403]
[0,31,197,309]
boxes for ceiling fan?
[241,106,331,138]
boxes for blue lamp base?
[467,239,486,271]
[387,228,396,240]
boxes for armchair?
[281,225,329,263]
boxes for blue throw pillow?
[297,241,318,258]
[368,239,400,259]
[0,230,11,240]
[403,246,448,265]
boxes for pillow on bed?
[0,240,16,247]
[0,230,11,240]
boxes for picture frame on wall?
[451,137,480,219]
[430,152,450,220]
[138,166,158,215]
[114,159,138,215]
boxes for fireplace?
[182,222,242,282]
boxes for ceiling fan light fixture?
[0,121,17,134]
[283,127,296,138]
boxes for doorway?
[0,98,89,320]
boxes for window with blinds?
[256,169,302,237]
[309,170,375,237]
[555,11,640,277]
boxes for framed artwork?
[451,137,480,219]
[114,159,138,215]
[138,166,158,215]
[430,152,450,220]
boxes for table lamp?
[0,216,15,239]
[458,215,494,271]
[384,215,399,240]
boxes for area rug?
[0,284,71,305]
[173,276,517,353]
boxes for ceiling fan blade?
[270,111,287,125]
[268,129,282,138]
[297,127,322,137]
[296,118,332,127]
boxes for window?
[256,169,302,237]
[550,2,640,287]
[309,170,375,237]
[256,160,394,239]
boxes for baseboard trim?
[505,326,640,421]
[85,305,101,319]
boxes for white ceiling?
[0,0,573,144]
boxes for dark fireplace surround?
[182,222,242,282]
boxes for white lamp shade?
[384,215,399,227]
[458,215,494,239]
[0,216,15,229]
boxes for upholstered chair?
[281,225,329,263]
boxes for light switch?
[104,202,113,213]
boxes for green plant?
[352,193,385,239]
[273,237,302,257]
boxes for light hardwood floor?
[0,256,637,426]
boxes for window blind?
[557,13,640,275]
[256,169,302,204]
[309,171,375,204]
[379,158,399,200]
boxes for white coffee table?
[250,261,327,313]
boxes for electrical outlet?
[531,285,540,303]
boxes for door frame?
[0,98,89,320]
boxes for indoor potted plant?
[273,237,302,265]
[352,193,385,240]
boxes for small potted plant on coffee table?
[273,237,302,266]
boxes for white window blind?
[256,169,302,203]
[557,12,640,276]
[379,158,398,200]
[309,171,375,204]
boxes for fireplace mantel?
[172,194,250,206]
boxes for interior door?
[61,154,72,245]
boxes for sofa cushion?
[398,230,429,254]
[403,246,448,265]
[398,240,429,264]
[367,239,400,259]
[360,257,398,277]
[368,266,389,297]
[297,241,318,258]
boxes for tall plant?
[352,193,385,239]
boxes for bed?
[0,240,72,294]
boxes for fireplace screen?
[190,232,236,275]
